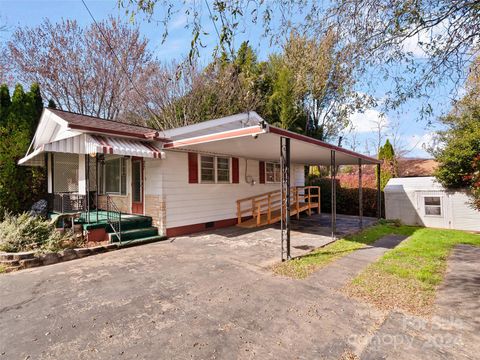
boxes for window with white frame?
[103,157,127,195]
[424,196,442,216]
[266,162,281,183]
[200,155,230,183]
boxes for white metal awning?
[163,124,380,165]
[19,134,165,166]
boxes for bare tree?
[371,115,388,155]
[121,0,480,115]
[8,17,156,121]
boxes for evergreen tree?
[377,139,397,189]
[0,83,45,213]
[27,83,44,136]
[0,84,11,125]
[267,65,303,131]
[48,98,57,109]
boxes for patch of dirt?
[85,240,110,248]
[343,269,435,316]
[338,350,359,360]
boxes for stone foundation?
[144,195,166,236]
[97,194,130,213]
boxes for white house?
[19,108,380,245]
[384,177,480,231]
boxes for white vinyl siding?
[385,177,480,231]
[145,151,305,229]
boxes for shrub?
[0,213,78,253]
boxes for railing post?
[256,204,261,226]
[307,187,312,216]
[317,186,321,214]
[295,187,300,219]
[118,211,122,244]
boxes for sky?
[0,0,456,158]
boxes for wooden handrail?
[236,186,320,225]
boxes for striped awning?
[88,135,164,158]
[19,134,165,166]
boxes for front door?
[131,157,144,214]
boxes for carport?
[164,121,381,261]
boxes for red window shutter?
[188,152,198,183]
[259,161,265,184]
[232,157,239,183]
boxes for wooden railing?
[236,186,320,227]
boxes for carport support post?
[280,136,291,261]
[331,150,336,239]
[358,158,363,228]
[376,163,382,219]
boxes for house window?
[201,155,215,182]
[217,157,230,183]
[424,196,441,216]
[266,162,281,183]
[103,157,127,195]
[200,155,230,183]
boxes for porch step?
[117,235,167,247]
[82,215,152,232]
[109,227,159,243]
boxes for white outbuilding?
[384,177,480,231]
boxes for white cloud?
[401,20,448,58]
[406,132,437,157]
[349,109,388,133]
[402,35,428,58]
[171,14,188,30]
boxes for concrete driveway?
[0,215,476,359]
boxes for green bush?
[0,213,78,253]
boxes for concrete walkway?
[306,234,408,290]
[0,225,477,359]
[359,244,480,360]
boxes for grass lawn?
[345,228,480,315]
[272,222,418,279]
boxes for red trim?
[259,161,265,184]
[142,142,162,158]
[131,157,144,214]
[163,122,379,164]
[268,126,380,164]
[232,157,239,183]
[166,217,249,237]
[69,124,152,139]
[163,126,264,149]
[188,152,198,183]
[92,135,112,154]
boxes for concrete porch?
[172,213,377,266]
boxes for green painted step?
[83,218,153,232]
[109,227,159,243]
[117,235,167,247]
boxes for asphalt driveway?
[0,216,477,359]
